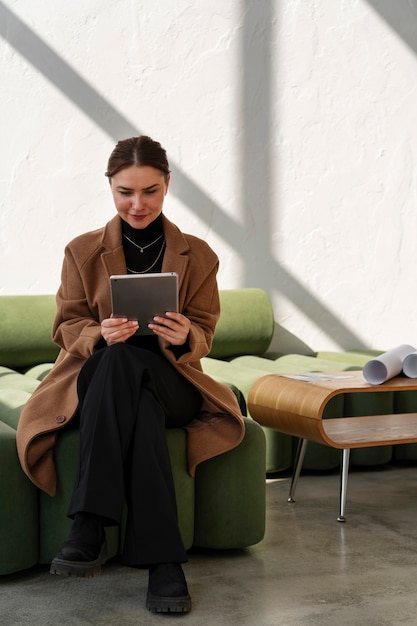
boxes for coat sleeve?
[52,245,103,359]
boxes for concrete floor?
[2,463,417,625]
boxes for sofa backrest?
[209,288,274,358]
[0,288,275,368]
[0,295,58,369]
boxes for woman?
[16,136,244,614]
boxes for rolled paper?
[363,344,416,385]
[402,352,417,378]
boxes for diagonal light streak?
[0,0,366,348]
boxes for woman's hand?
[101,316,139,345]
[148,311,191,346]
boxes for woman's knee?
[98,343,138,368]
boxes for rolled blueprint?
[363,344,416,385]
[402,352,417,378]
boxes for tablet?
[110,272,179,335]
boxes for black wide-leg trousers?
[67,342,202,567]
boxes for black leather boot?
[50,512,107,577]
[146,563,191,613]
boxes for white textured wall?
[1,0,417,353]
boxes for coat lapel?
[161,215,190,295]
[99,215,127,277]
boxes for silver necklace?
[123,232,164,253]
[126,240,166,274]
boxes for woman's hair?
[105,136,170,180]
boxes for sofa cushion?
[0,420,39,574]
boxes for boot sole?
[146,591,191,613]
[49,542,108,578]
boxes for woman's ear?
[165,174,171,194]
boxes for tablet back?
[110,272,178,335]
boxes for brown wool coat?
[16,214,244,496]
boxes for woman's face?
[110,165,170,229]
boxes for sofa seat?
[0,364,266,574]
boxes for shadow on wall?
[269,323,314,356]
[365,0,417,56]
[0,0,368,351]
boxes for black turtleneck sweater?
[121,213,165,275]
[121,213,165,353]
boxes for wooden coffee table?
[248,371,417,521]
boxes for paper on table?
[363,344,416,385]
[402,352,417,378]
[283,373,355,382]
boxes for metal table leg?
[337,448,350,522]
[287,438,308,503]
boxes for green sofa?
[0,291,268,576]
[2,288,415,576]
